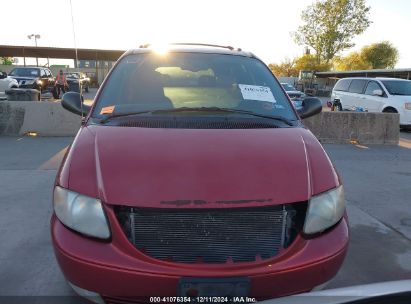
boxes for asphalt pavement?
[0,132,410,301]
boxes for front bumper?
[51,208,349,301]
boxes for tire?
[383,107,397,113]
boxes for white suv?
[0,71,18,100]
[331,77,411,128]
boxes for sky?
[2,0,410,68]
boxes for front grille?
[115,204,306,264]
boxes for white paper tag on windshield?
[238,84,276,103]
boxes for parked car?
[0,71,18,99]
[281,82,306,110]
[331,77,411,129]
[8,67,57,97]
[52,43,347,302]
[281,83,306,100]
[64,72,90,92]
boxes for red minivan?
[52,44,348,303]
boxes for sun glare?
[151,43,170,55]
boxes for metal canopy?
[316,68,411,80]
[0,45,125,61]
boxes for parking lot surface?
[0,134,410,301]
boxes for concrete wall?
[303,111,400,144]
[0,101,81,136]
[0,101,400,144]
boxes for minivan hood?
[58,125,339,208]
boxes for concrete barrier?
[303,111,399,144]
[0,101,400,144]
[0,101,81,136]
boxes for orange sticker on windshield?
[100,106,115,114]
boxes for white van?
[331,77,411,128]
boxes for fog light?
[68,281,104,304]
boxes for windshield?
[93,52,297,121]
[281,83,296,91]
[9,68,39,77]
[382,80,411,96]
[65,73,79,79]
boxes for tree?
[333,52,371,70]
[293,0,371,63]
[268,58,299,77]
[361,41,399,69]
[269,55,333,77]
[294,54,332,72]
[0,57,13,65]
[333,41,399,71]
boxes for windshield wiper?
[98,107,213,123]
[154,107,295,126]
[99,110,156,123]
[99,106,294,126]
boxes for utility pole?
[27,34,41,66]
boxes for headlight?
[53,186,111,239]
[303,186,345,235]
[37,80,43,85]
[404,103,411,110]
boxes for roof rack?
[139,43,242,52]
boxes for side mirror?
[61,92,91,116]
[373,89,383,96]
[0,71,7,79]
[298,97,322,119]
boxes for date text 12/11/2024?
[149,297,257,303]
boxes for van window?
[365,81,383,95]
[348,79,367,94]
[334,79,351,91]
[381,80,411,96]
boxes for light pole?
[27,34,40,66]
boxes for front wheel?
[383,108,397,113]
